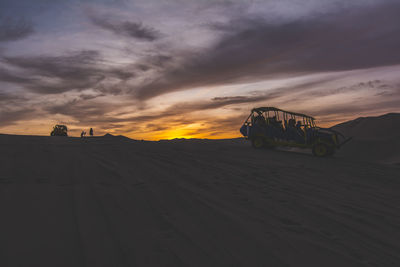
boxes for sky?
[0,0,399,140]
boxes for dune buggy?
[50,124,68,136]
[240,107,351,156]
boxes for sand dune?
[333,113,400,140]
[333,113,400,164]
[0,129,399,267]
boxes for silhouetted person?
[89,128,93,137]
[288,118,296,128]
[271,116,283,128]
[295,121,305,142]
[296,121,302,130]
[254,115,266,126]
[285,119,297,141]
[268,116,277,126]
[81,131,86,138]
[266,116,283,139]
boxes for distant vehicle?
[240,107,351,156]
[50,124,68,136]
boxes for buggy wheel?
[312,143,329,157]
[251,137,264,149]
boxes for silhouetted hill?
[332,113,400,139]
[103,133,132,141]
[103,133,115,138]
[332,113,400,164]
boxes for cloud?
[2,50,135,94]
[68,93,270,125]
[131,1,400,100]
[43,98,120,122]
[0,67,34,84]
[0,17,34,42]
[0,91,25,102]
[145,123,169,132]
[33,72,400,135]
[37,76,351,125]
[79,93,105,100]
[308,80,392,97]
[3,50,101,78]
[0,108,36,127]
[89,14,160,41]
[314,98,400,118]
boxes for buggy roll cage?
[243,107,317,128]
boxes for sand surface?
[1,134,400,267]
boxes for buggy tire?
[251,137,264,149]
[312,143,329,157]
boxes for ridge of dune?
[332,113,400,164]
[332,113,400,139]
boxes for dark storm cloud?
[0,17,34,42]
[89,14,160,41]
[2,50,135,94]
[133,1,400,100]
